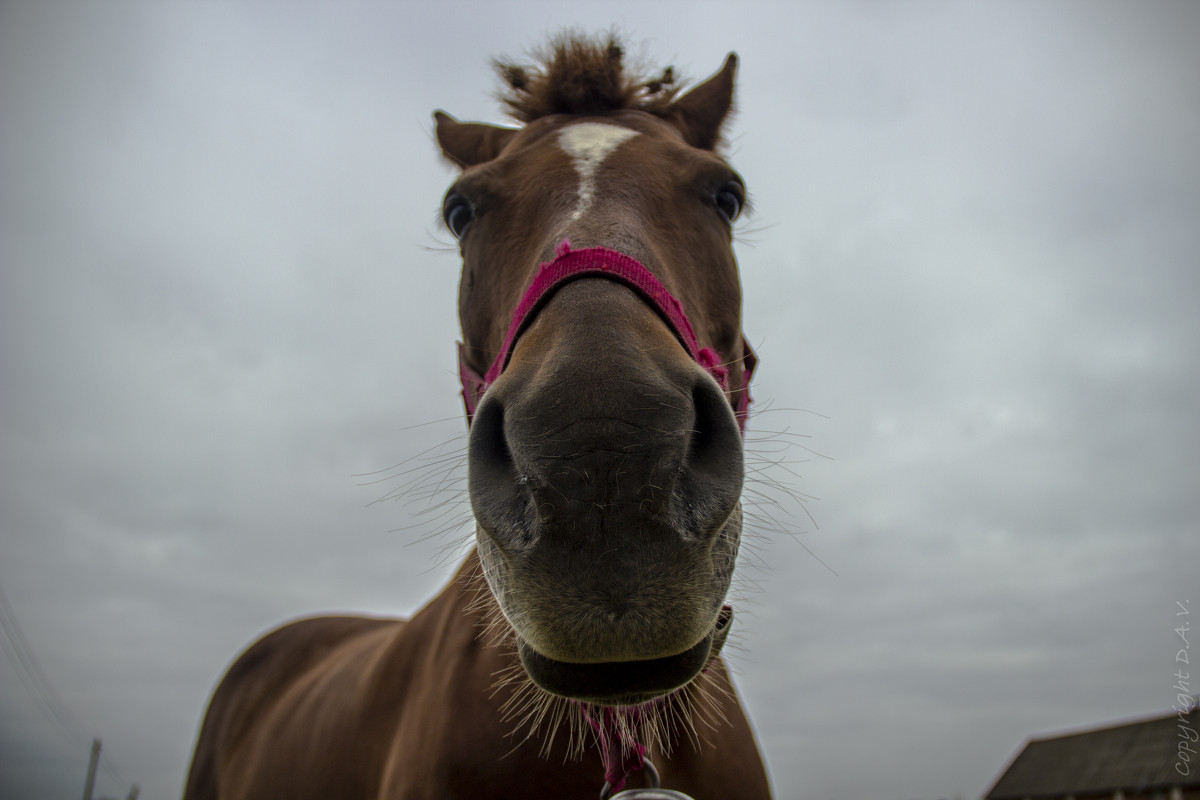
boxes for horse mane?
[493,32,682,123]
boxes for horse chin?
[515,605,734,707]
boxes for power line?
[0,580,88,745]
[0,579,125,785]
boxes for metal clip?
[600,760,696,800]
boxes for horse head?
[435,36,754,708]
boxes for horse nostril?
[688,377,743,478]
[470,398,513,478]
[676,376,744,536]
[468,397,535,548]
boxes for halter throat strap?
[457,242,755,432]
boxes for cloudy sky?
[2,2,1197,798]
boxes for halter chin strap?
[457,241,756,434]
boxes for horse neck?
[368,547,511,695]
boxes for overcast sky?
[2,2,1197,798]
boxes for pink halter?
[457,242,755,434]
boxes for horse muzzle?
[463,244,749,700]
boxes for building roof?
[987,708,1200,800]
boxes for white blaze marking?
[557,122,639,221]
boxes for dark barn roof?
[987,708,1200,800]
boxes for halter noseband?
[457,242,756,434]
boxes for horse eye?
[714,181,743,224]
[443,193,475,239]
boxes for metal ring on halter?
[599,758,658,799]
[600,760,696,800]
[608,790,696,800]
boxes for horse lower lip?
[516,607,734,705]
[517,633,715,705]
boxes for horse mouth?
[515,605,734,706]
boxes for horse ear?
[434,111,518,168]
[666,53,738,151]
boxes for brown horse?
[184,34,772,800]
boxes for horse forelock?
[493,31,681,123]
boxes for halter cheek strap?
[457,242,756,434]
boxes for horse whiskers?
[736,407,829,545]
[464,557,730,768]
[364,421,479,570]
[499,657,728,766]
[463,567,512,647]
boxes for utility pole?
[81,738,100,800]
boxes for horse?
[183,34,772,800]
